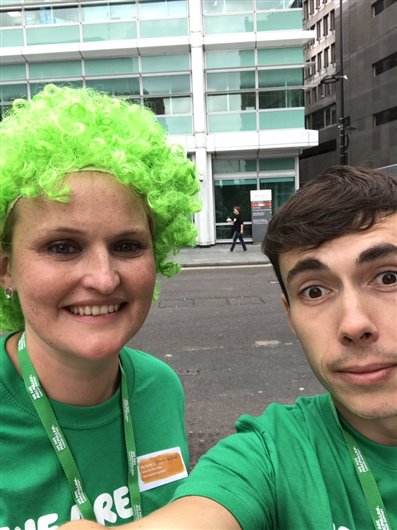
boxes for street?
[130,264,325,467]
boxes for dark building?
[300,0,397,184]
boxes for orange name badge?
[137,447,188,492]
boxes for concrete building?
[0,0,318,245]
[300,0,397,184]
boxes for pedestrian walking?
[229,206,247,252]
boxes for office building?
[1,0,318,245]
[301,0,397,183]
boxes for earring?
[4,287,14,299]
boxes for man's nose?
[337,291,379,346]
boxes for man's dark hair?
[262,165,397,300]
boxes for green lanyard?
[330,395,393,530]
[17,332,143,521]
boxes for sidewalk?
[175,243,270,268]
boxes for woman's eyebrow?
[286,257,329,286]
[357,243,397,265]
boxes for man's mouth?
[67,304,121,316]
[337,363,396,385]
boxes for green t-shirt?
[173,393,396,530]
[0,334,189,529]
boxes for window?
[308,104,336,130]
[330,43,336,64]
[258,68,303,88]
[317,52,322,71]
[374,106,397,125]
[0,10,22,27]
[312,108,324,129]
[322,82,335,97]
[82,3,137,23]
[207,50,254,69]
[259,89,303,109]
[29,60,82,79]
[303,0,309,20]
[323,14,328,36]
[203,0,253,15]
[143,96,191,115]
[316,20,321,40]
[207,92,256,112]
[372,0,397,16]
[85,77,139,96]
[373,51,397,76]
[330,9,335,30]
[207,71,255,91]
[309,0,314,14]
[25,6,79,25]
[143,74,190,95]
[311,87,317,103]
[324,47,329,68]
[324,104,336,126]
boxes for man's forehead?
[279,213,397,284]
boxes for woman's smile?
[67,303,122,316]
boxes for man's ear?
[281,294,296,336]
[0,251,13,290]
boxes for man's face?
[279,214,397,433]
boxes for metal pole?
[339,0,347,165]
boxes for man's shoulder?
[236,393,332,438]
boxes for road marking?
[255,340,280,347]
[181,264,272,270]
[184,346,224,352]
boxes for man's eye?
[300,285,329,299]
[47,241,79,255]
[374,271,397,286]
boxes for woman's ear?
[0,251,13,290]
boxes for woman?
[0,85,200,527]
[229,206,247,252]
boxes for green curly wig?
[0,84,201,331]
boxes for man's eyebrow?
[357,243,397,265]
[286,258,329,286]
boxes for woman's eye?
[374,271,397,286]
[114,241,141,253]
[47,241,79,255]
[300,285,329,299]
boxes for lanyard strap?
[17,332,142,521]
[329,396,393,530]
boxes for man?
[62,166,396,530]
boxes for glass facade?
[0,0,313,245]
[0,53,193,134]
[203,0,303,34]
[206,48,305,133]
[0,1,188,46]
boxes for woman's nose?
[80,249,120,293]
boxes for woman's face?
[2,171,156,364]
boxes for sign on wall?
[250,189,272,244]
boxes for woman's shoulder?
[120,346,181,385]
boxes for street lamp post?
[319,0,348,165]
[320,73,348,165]
[338,0,347,165]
